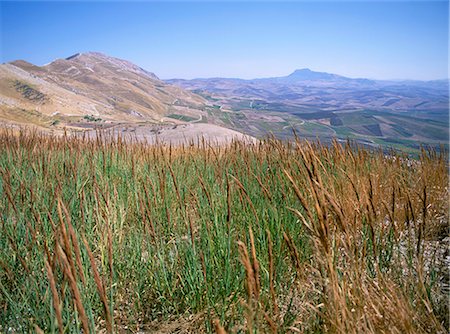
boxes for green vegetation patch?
[166,113,197,122]
[13,80,47,103]
[83,114,102,122]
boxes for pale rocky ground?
[82,123,257,145]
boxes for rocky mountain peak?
[51,52,160,81]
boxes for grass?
[0,128,448,333]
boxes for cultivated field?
[0,129,448,333]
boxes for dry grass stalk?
[168,163,183,213]
[59,199,86,285]
[56,243,90,333]
[82,235,113,333]
[44,259,64,334]
[266,229,279,317]
[226,174,232,224]
[34,324,45,334]
[141,182,157,240]
[57,201,79,283]
[237,241,256,301]
[230,174,259,225]
[248,226,260,300]
[264,311,277,334]
[237,227,264,333]
[282,231,302,279]
[213,318,227,334]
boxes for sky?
[0,1,448,80]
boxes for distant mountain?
[0,52,208,129]
[284,68,342,81]
[167,69,448,112]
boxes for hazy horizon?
[1,1,448,81]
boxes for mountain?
[283,68,344,81]
[0,52,258,143]
[0,52,211,130]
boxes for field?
[0,129,448,333]
[206,106,449,155]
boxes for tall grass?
[0,128,448,333]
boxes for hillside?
[0,52,196,128]
[0,52,258,143]
[11,52,206,118]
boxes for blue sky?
[1,1,448,80]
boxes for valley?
[0,53,448,152]
[168,69,449,153]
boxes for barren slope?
[0,52,257,144]
[0,52,209,129]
